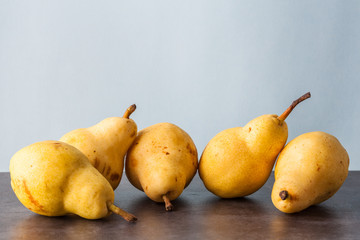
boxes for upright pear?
[60,104,137,189]
[272,131,349,213]
[125,123,198,211]
[9,140,137,221]
[199,92,311,198]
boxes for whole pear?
[9,140,137,221]
[126,123,198,211]
[272,131,349,213]
[60,104,137,189]
[199,92,311,198]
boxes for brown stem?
[123,104,136,119]
[162,195,174,211]
[107,201,137,222]
[278,92,311,121]
[279,190,288,200]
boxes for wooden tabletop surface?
[1,171,359,240]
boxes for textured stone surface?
[1,172,359,239]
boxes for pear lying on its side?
[126,123,198,211]
[9,140,137,221]
[60,104,137,189]
[272,131,349,213]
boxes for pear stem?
[162,195,174,211]
[278,92,311,121]
[107,201,137,222]
[123,104,136,119]
[279,190,289,200]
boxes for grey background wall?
[1,1,359,171]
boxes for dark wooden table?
[1,172,359,239]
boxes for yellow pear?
[199,92,311,198]
[60,104,137,189]
[9,140,137,221]
[272,131,349,213]
[125,123,198,211]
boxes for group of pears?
[9,92,349,222]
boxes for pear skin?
[271,131,349,213]
[125,123,198,211]
[199,92,311,198]
[9,141,137,221]
[60,104,137,189]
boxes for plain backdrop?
[1,1,359,171]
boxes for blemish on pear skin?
[94,158,100,168]
[165,152,170,155]
[53,142,61,149]
[248,127,252,132]
[110,173,120,181]
[131,159,137,168]
[106,166,111,176]
[187,146,196,156]
[23,180,46,213]
[175,177,178,182]
[130,131,136,137]
[291,194,299,201]
[101,164,106,174]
